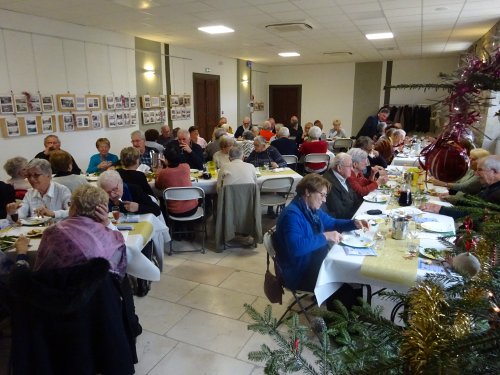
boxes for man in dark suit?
[271,126,298,156]
[166,128,204,170]
[323,153,362,219]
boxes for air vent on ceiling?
[323,51,353,56]
[265,22,313,33]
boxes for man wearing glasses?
[234,116,252,139]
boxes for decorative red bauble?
[420,139,470,183]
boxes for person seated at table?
[251,125,260,138]
[189,125,208,149]
[157,124,173,147]
[271,127,298,157]
[323,153,363,219]
[430,148,490,197]
[300,122,313,143]
[299,125,329,173]
[131,130,157,169]
[167,129,204,170]
[234,116,252,139]
[34,135,82,175]
[117,147,155,197]
[212,136,235,169]
[288,115,303,143]
[3,156,30,199]
[0,181,15,219]
[144,128,165,153]
[205,128,227,161]
[240,130,255,160]
[259,121,274,142]
[273,174,369,306]
[50,150,89,193]
[246,136,287,169]
[354,136,387,170]
[328,119,347,139]
[86,137,119,174]
[98,170,161,216]
[346,148,388,197]
[217,147,257,193]
[421,155,500,219]
[374,128,406,165]
[6,159,71,221]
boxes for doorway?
[193,73,220,140]
[269,85,302,126]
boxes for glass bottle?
[398,172,413,206]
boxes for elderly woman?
[374,128,406,164]
[98,170,160,216]
[246,136,287,169]
[117,147,155,196]
[298,125,329,173]
[354,136,387,169]
[300,122,313,143]
[50,150,88,193]
[212,136,235,169]
[240,130,255,160]
[3,156,30,199]
[329,119,347,139]
[346,148,388,197]
[33,184,126,276]
[86,137,118,174]
[6,159,71,220]
[274,174,369,294]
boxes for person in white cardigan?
[216,147,257,193]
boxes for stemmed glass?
[407,220,419,255]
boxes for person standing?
[356,107,390,139]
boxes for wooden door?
[269,85,302,125]
[193,73,220,140]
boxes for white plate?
[363,194,389,203]
[190,169,199,173]
[419,247,444,260]
[20,217,51,226]
[341,234,373,248]
[420,222,452,233]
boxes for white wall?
[0,10,137,180]
[250,63,269,125]
[268,63,356,136]
[168,45,238,129]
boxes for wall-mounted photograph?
[105,95,114,110]
[160,95,166,107]
[85,95,101,111]
[151,96,160,108]
[116,111,124,127]
[130,96,137,109]
[41,95,54,112]
[107,112,116,128]
[122,95,130,109]
[28,94,41,112]
[0,95,14,114]
[141,95,151,109]
[114,96,123,110]
[75,95,86,111]
[182,95,191,107]
[56,94,76,112]
[169,95,179,107]
[91,113,102,129]
[130,110,138,126]
[25,115,38,135]
[61,114,75,131]
[41,115,55,133]
[5,117,20,137]
[123,111,130,126]
[14,94,28,113]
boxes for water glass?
[111,206,120,223]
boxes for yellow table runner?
[260,168,300,177]
[360,236,419,287]
[127,222,153,243]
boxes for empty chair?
[332,138,353,153]
[260,177,294,217]
[303,153,330,174]
[163,187,206,255]
[281,154,298,171]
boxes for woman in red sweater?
[346,148,388,197]
[298,125,328,172]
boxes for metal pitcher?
[392,215,409,240]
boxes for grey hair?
[347,148,368,164]
[130,130,145,140]
[219,136,235,148]
[275,123,283,134]
[254,136,267,145]
[26,158,52,176]
[262,120,271,130]
[177,128,190,138]
[98,169,122,188]
[393,129,406,138]
[308,125,322,140]
[228,146,243,160]
[480,155,500,172]
[242,130,255,140]
[332,153,351,169]
[278,126,289,137]
[4,156,28,178]
[214,128,226,139]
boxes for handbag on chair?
[264,253,284,304]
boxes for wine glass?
[111,206,120,224]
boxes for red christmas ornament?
[420,137,469,183]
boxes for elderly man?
[34,135,81,175]
[167,128,204,170]
[234,116,252,139]
[288,115,303,142]
[6,159,71,220]
[374,128,406,165]
[346,148,388,197]
[356,107,390,139]
[323,153,363,219]
[144,129,165,153]
[205,128,227,161]
[157,124,173,147]
[246,136,287,169]
[259,120,274,142]
[421,155,500,219]
[216,147,257,193]
[189,125,207,149]
[98,170,161,216]
[271,126,298,156]
[130,130,156,168]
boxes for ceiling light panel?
[278,52,300,57]
[198,25,234,34]
[366,32,394,40]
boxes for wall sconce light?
[143,64,156,79]
[241,74,249,87]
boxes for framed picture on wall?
[61,114,75,131]
[185,107,191,119]
[142,110,150,124]
[0,95,14,114]
[141,95,151,109]
[56,94,76,112]
[130,110,138,126]
[24,115,38,135]
[182,95,191,107]
[85,95,101,111]
[154,109,161,123]
[159,95,166,107]
[123,111,130,126]
[104,95,114,110]
[170,108,177,120]
[28,94,42,112]
[41,95,54,112]
[159,108,166,122]
[91,112,102,129]
[41,115,55,133]
[130,96,137,109]
[151,96,160,108]
[116,111,124,127]
[169,95,179,107]
[14,94,28,113]
[75,113,90,129]
[122,95,130,109]
[107,112,116,128]
[5,117,20,137]
[75,95,86,111]
[114,96,123,110]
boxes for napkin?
[136,164,151,173]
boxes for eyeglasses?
[26,173,43,179]
[104,182,121,195]
[340,164,352,168]
[315,191,327,199]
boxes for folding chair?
[281,154,298,171]
[332,138,354,153]
[304,153,330,174]
[163,187,206,255]
[260,177,294,217]
[263,228,316,327]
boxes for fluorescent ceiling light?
[198,25,234,34]
[278,52,300,57]
[366,32,393,40]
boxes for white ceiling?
[0,0,499,65]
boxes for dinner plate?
[420,222,452,233]
[20,217,50,226]
[363,194,389,203]
[419,247,444,261]
[0,237,16,251]
[25,229,44,238]
[341,234,373,248]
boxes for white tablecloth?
[391,155,420,167]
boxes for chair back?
[263,227,276,258]
[332,138,353,153]
[260,176,294,194]
[163,186,205,202]
[304,153,330,173]
[282,154,298,168]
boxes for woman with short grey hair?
[298,125,329,173]
[3,156,30,193]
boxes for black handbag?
[264,253,284,304]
